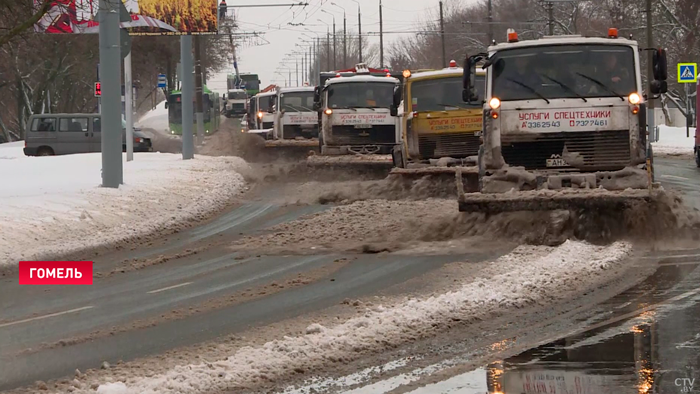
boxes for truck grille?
[330,125,396,145]
[231,103,245,110]
[501,130,631,171]
[283,125,319,139]
[418,132,480,159]
[262,121,273,129]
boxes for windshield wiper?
[298,105,314,112]
[574,72,625,101]
[505,77,550,104]
[539,74,587,103]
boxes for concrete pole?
[379,0,383,67]
[343,14,347,68]
[646,0,655,154]
[439,1,446,68]
[548,2,554,35]
[180,36,195,160]
[125,52,134,161]
[358,6,362,63]
[98,0,123,187]
[194,35,205,146]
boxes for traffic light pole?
[125,52,134,161]
[99,0,123,187]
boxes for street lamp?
[330,2,347,68]
[317,19,332,70]
[350,0,361,62]
[321,10,337,70]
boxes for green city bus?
[166,86,221,136]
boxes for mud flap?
[391,145,407,168]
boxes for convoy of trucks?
[234,27,668,215]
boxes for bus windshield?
[241,78,260,90]
[491,44,636,102]
[168,95,212,123]
[281,92,315,112]
[411,76,484,112]
[328,82,395,109]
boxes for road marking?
[661,174,690,181]
[147,282,192,294]
[0,306,94,329]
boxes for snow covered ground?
[0,142,249,271]
[653,125,696,156]
[80,240,632,394]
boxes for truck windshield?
[228,91,247,100]
[411,76,484,111]
[258,96,273,112]
[281,92,315,111]
[491,44,636,102]
[328,82,395,109]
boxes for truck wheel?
[695,148,700,168]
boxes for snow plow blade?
[389,166,481,193]
[458,189,653,214]
[305,154,394,177]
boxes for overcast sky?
[223,0,471,88]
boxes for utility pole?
[379,0,384,67]
[343,13,347,68]
[488,0,493,43]
[327,30,331,70]
[332,18,337,70]
[98,0,123,187]
[125,52,134,161]
[194,35,204,146]
[646,0,655,146]
[353,0,362,63]
[548,1,554,35]
[180,36,195,160]
[289,69,292,87]
[439,1,446,68]
[296,57,299,87]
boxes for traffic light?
[94,82,101,97]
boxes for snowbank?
[0,143,248,270]
[88,240,631,394]
[137,100,169,132]
[653,125,695,156]
[0,141,25,159]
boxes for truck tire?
[695,148,700,168]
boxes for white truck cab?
[314,63,402,155]
[273,86,318,140]
[463,28,668,192]
[254,91,277,139]
[224,89,247,118]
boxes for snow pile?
[137,100,168,132]
[653,125,695,155]
[0,144,249,270]
[87,240,631,394]
[0,141,25,159]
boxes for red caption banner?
[18,261,93,285]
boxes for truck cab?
[224,89,247,118]
[253,91,277,139]
[273,86,318,140]
[463,28,668,192]
[394,61,486,167]
[314,63,401,155]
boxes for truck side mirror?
[462,55,480,103]
[650,80,668,95]
[390,106,398,117]
[313,86,321,103]
[653,48,668,81]
[393,85,402,107]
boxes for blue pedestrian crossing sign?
[157,73,167,88]
[678,63,697,83]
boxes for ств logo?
[18,261,93,285]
